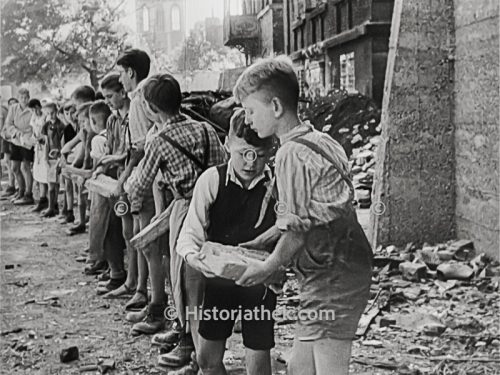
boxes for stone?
[379,317,397,327]
[448,239,475,261]
[200,242,284,283]
[422,322,447,336]
[437,250,454,261]
[60,346,79,363]
[98,359,115,374]
[437,263,474,280]
[399,262,427,281]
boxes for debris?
[1,327,23,336]
[352,357,400,370]
[399,262,427,281]
[379,316,397,327]
[79,364,99,372]
[401,285,422,300]
[5,264,15,270]
[437,263,474,280]
[98,359,115,374]
[27,330,36,339]
[362,339,383,348]
[60,346,79,363]
[422,322,447,336]
[75,256,87,263]
[434,279,458,293]
[356,289,390,336]
[40,242,48,247]
[448,239,475,261]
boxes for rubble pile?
[273,239,500,374]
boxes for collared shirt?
[4,103,33,147]
[106,111,129,156]
[41,119,65,154]
[28,112,47,148]
[128,79,155,149]
[176,161,272,260]
[90,129,107,160]
[275,121,352,232]
[124,114,228,213]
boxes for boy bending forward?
[177,109,277,375]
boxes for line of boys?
[4,49,373,374]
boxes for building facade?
[135,0,186,55]
[223,0,285,64]
[284,0,393,105]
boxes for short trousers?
[198,278,277,350]
[10,144,34,162]
[0,139,11,155]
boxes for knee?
[21,162,30,173]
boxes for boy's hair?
[71,85,96,103]
[18,88,30,96]
[95,91,105,100]
[229,108,273,149]
[143,74,182,114]
[233,56,299,110]
[89,100,112,124]
[76,102,92,117]
[8,97,18,105]
[28,99,41,109]
[116,49,150,81]
[100,73,124,92]
[42,101,58,111]
[63,101,75,111]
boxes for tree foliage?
[1,0,129,89]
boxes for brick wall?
[371,0,457,248]
[454,0,500,256]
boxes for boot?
[158,333,195,368]
[130,303,166,336]
[14,193,34,205]
[32,197,48,212]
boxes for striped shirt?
[128,80,155,149]
[124,114,227,213]
[275,122,352,232]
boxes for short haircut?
[229,108,273,149]
[18,88,30,96]
[95,91,104,100]
[42,101,57,111]
[100,73,123,92]
[63,101,75,111]
[116,49,150,81]
[143,74,182,114]
[89,100,112,122]
[71,85,96,103]
[233,56,299,110]
[8,98,18,105]
[28,99,41,109]
[76,102,92,117]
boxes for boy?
[61,86,96,236]
[109,49,155,312]
[233,56,373,375]
[176,109,277,375]
[41,102,65,217]
[28,99,49,213]
[4,89,35,205]
[123,73,227,365]
[88,100,127,292]
[58,102,78,223]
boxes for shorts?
[10,144,34,162]
[198,278,277,350]
[0,139,12,155]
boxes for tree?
[1,0,129,89]
[169,23,245,74]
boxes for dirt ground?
[1,190,499,375]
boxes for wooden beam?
[85,175,118,198]
[130,203,174,250]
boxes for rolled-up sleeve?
[124,137,162,213]
[274,145,313,232]
[176,167,219,260]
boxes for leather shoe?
[125,306,147,323]
[125,290,148,311]
[130,304,166,336]
[84,260,108,275]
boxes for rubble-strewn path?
[1,199,499,374]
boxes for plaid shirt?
[106,111,129,156]
[125,114,227,213]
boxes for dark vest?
[207,164,276,249]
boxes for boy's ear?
[127,68,135,80]
[271,97,284,118]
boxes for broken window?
[340,52,356,92]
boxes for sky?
[121,0,227,34]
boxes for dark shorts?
[198,278,277,350]
[10,144,34,162]
[1,139,12,155]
